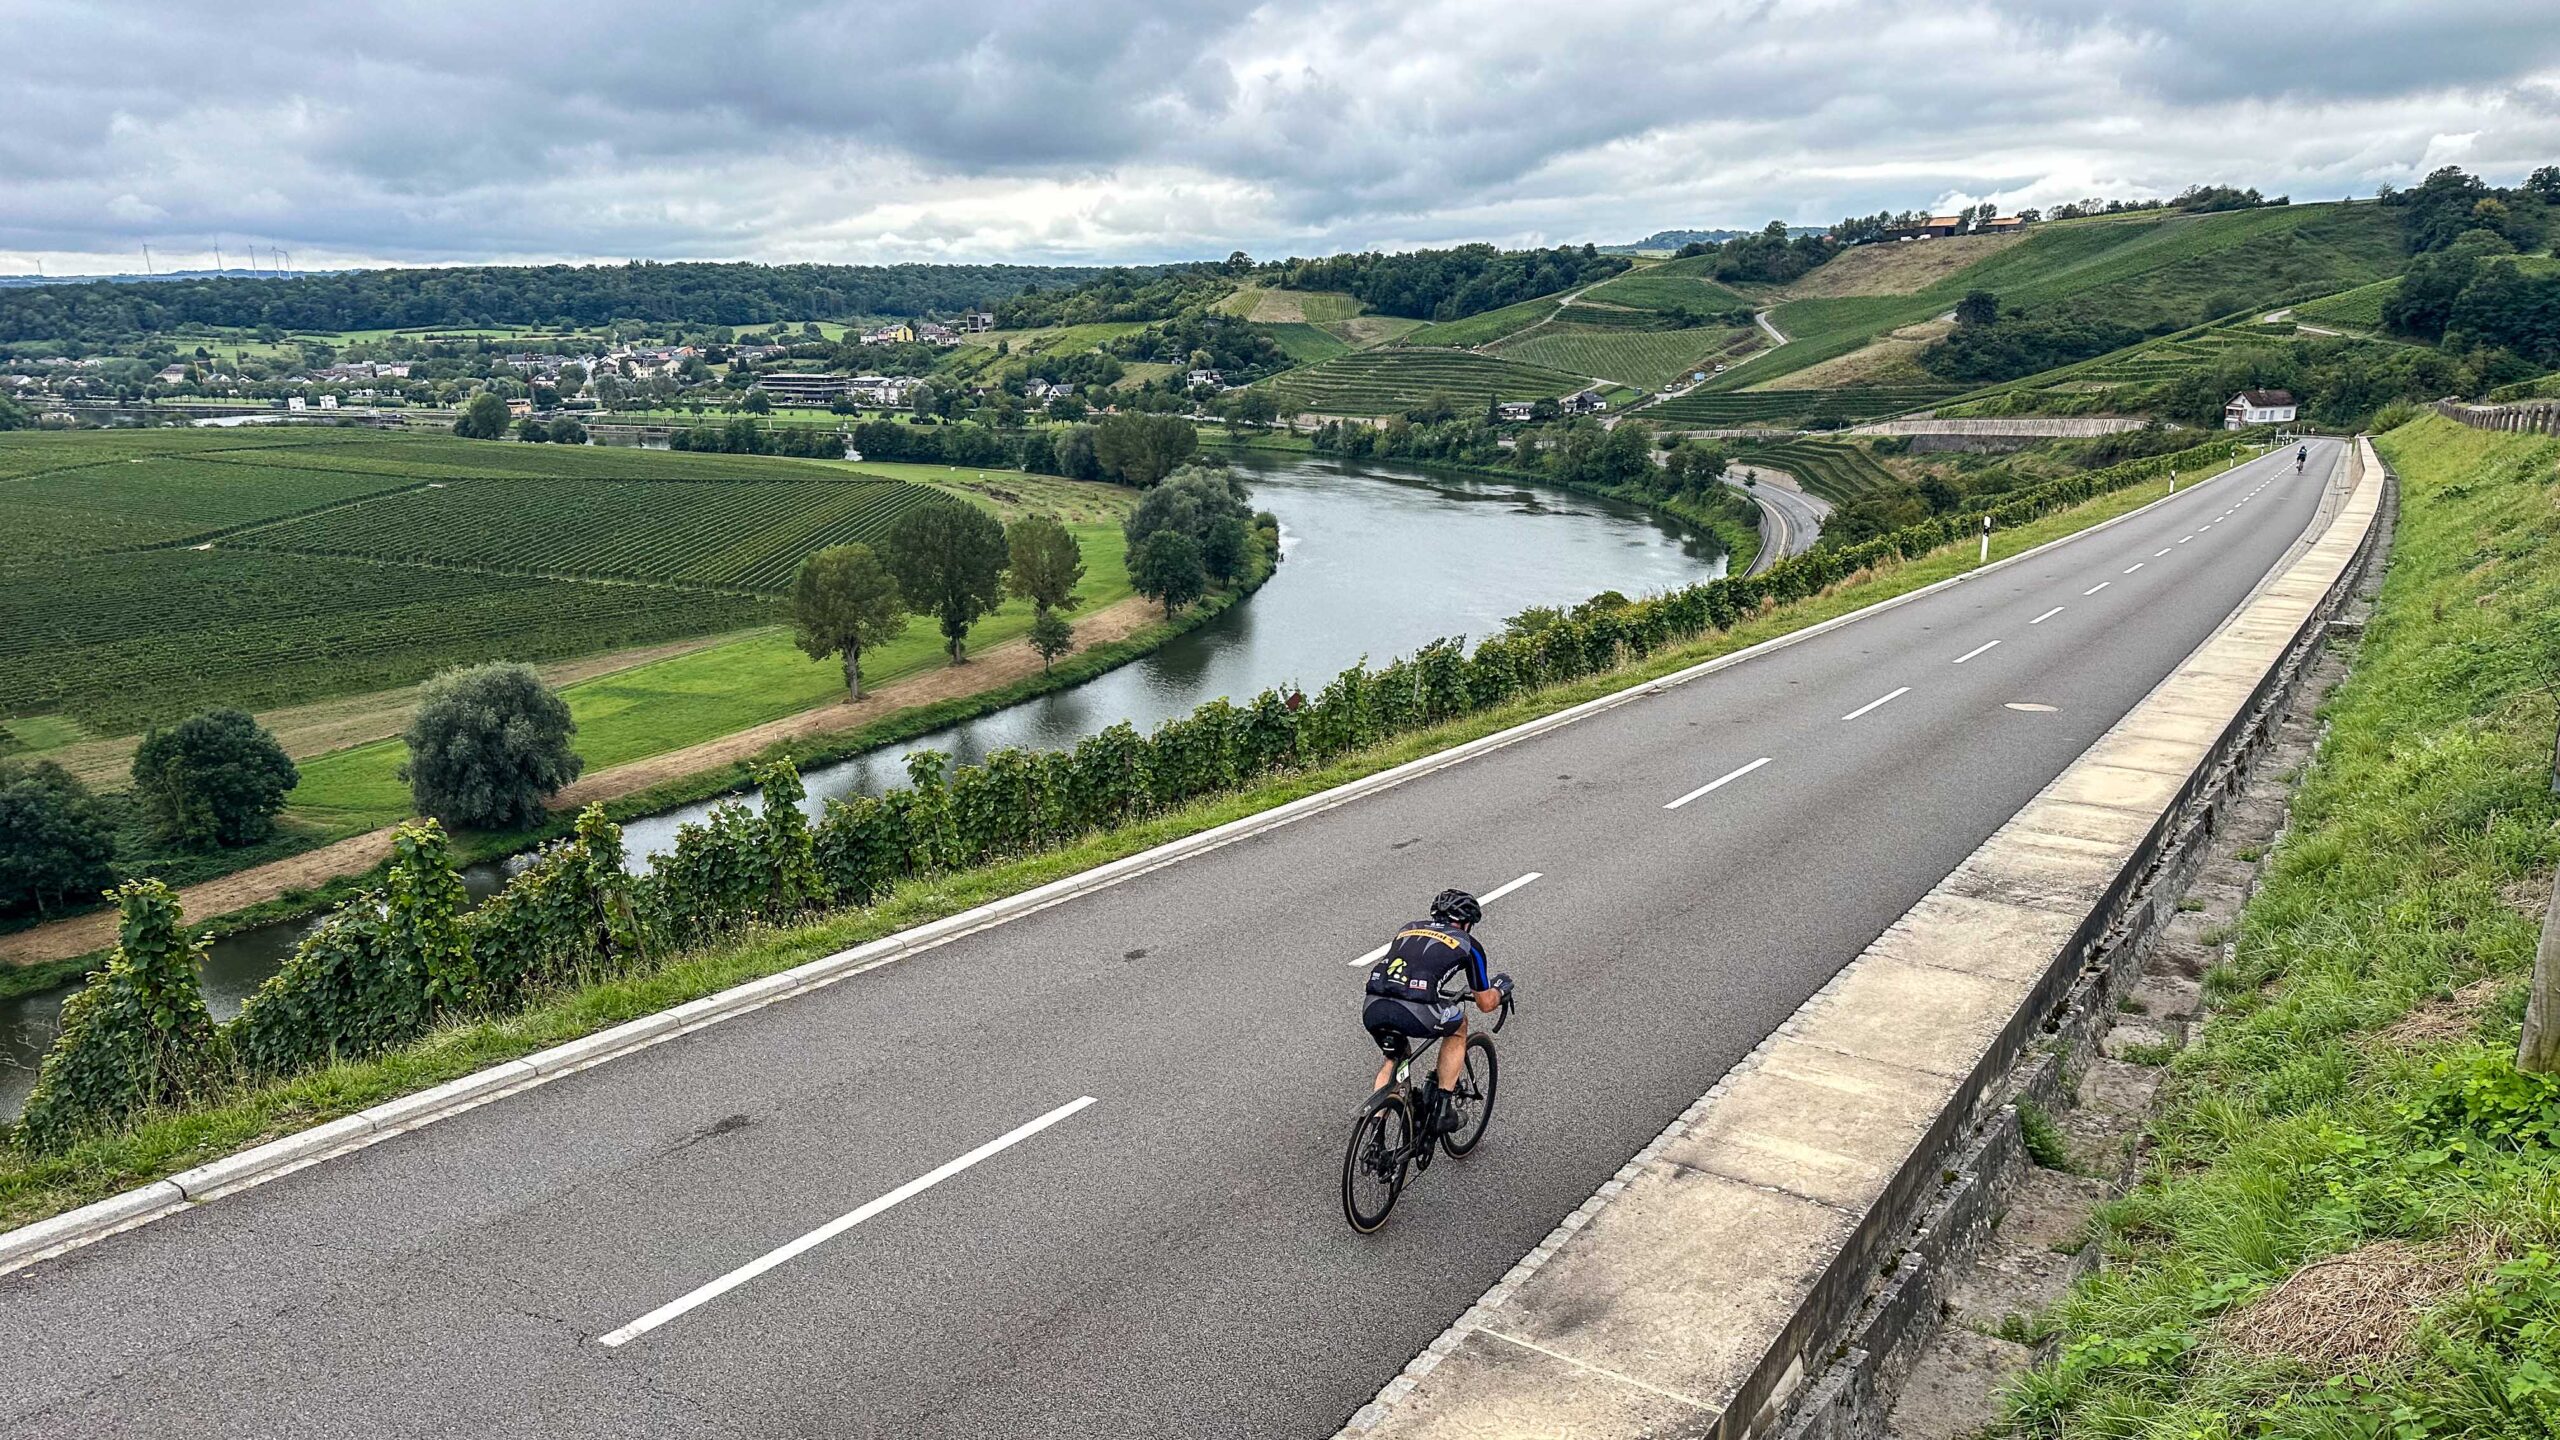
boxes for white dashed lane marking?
[1839,687,1910,722]
[1665,758,1774,811]
[1951,640,2001,665]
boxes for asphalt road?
[0,442,2342,1439]
[1732,469,1832,575]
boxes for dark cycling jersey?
[1365,920,1491,1004]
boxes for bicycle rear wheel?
[1343,1090,1415,1233]
[1440,1034,1499,1157]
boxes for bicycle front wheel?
[1343,1090,1415,1233]
[1441,1034,1499,1157]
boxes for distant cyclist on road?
[1363,890,1511,1134]
[2297,444,2308,473]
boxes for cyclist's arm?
[1466,938,1502,1011]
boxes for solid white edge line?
[1950,639,2000,664]
[1348,873,1541,963]
[1838,686,1911,721]
[2082,582,2110,596]
[2028,607,2063,626]
[2,442,2292,1276]
[596,1096,1099,1348]
[1664,756,1773,810]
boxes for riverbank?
[0,431,2263,1226]
[2013,415,2560,1437]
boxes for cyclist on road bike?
[2296,444,2308,472]
[1363,889,1512,1133]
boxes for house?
[285,395,306,412]
[755,372,850,405]
[861,323,917,346]
[2223,389,2298,429]
[846,374,923,407]
[1979,215,2028,233]
[1026,381,1076,402]
[154,364,191,384]
[1919,215,1965,238]
[1186,369,1225,389]
[1495,401,1535,422]
[1563,388,1609,415]
[917,323,960,346]
[317,395,339,410]
[964,311,996,333]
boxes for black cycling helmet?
[1430,888,1482,926]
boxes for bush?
[452,392,510,439]
[0,758,116,917]
[130,707,299,849]
[398,662,584,830]
[16,881,223,1148]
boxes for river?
[0,452,1722,1117]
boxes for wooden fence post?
[2521,724,2560,1074]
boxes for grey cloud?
[2,0,2557,271]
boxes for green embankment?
[1730,440,1900,502]
[2016,414,2560,1439]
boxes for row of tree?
[1273,243,1630,321]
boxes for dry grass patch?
[1754,318,1952,389]
[2364,978,2509,1050]
[2218,1238,2489,1368]
[1781,233,2026,299]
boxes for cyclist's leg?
[1434,1012,1472,1092]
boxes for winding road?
[0,441,2344,1440]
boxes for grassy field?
[1492,325,1749,390]
[2015,414,2560,1439]
[284,506,1137,833]
[1261,321,1355,365]
[1403,294,1574,348]
[0,431,951,733]
[1575,268,1753,313]
[1219,286,1364,325]
[2291,276,2396,330]
[1262,348,1585,414]
[1715,204,2410,394]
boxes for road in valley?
[1731,466,1832,574]
[0,443,2340,1440]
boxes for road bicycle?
[1341,990,1511,1233]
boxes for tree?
[1124,463,1253,556]
[0,394,30,431]
[398,663,584,830]
[1131,530,1207,616]
[547,416,589,445]
[1005,515,1086,614]
[1954,290,2000,328]
[1029,610,1075,672]
[789,543,907,699]
[742,387,773,414]
[1202,514,1251,583]
[1091,412,1199,486]
[515,415,550,442]
[130,708,298,850]
[887,501,1011,661]
[0,760,116,917]
[452,391,510,439]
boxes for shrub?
[130,707,299,850]
[16,881,223,1148]
[452,392,510,439]
[398,662,584,830]
[0,758,116,917]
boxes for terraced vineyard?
[1403,295,1571,348]
[1575,268,1753,315]
[1730,440,1901,502]
[1492,325,1748,391]
[1645,386,1953,428]
[229,476,941,593]
[2292,278,2395,331]
[2069,327,2276,386]
[0,549,772,730]
[1263,349,1584,414]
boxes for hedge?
[8,429,2258,1149]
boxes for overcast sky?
[6,0,2559,276]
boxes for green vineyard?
[1262,348,1584,414]
[1644,386,1952,427]
[3,457,424,562]
[1492,325,1749,391]
[229,476,942,593]
[1729,440,1902,503]
[0,549,772,730]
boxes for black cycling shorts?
[1364,995,1465,1058]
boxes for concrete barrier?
[1344,438,2386,1439]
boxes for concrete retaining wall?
[1342,439,2386,1440]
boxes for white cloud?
[2,0,2557,274]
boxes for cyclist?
[1363,889,1512,1133]
[2296,444,2308,473]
